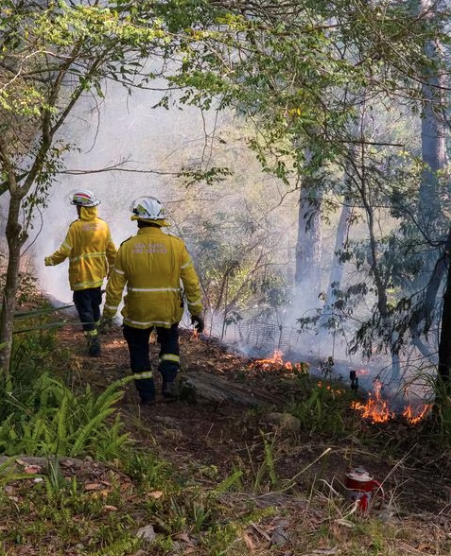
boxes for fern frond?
[210,469,243,497]
[69,408,117,456]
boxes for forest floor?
[4,318,451,556]
[50,322,451,555]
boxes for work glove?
[99,315,114,334]
[191,315,205,333]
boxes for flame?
[402,404,432,424]
[352,379,432,424]
[250,350,308,373]
[352,380,393,423]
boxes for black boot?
[86,333,101,357]
[162,381,179,400]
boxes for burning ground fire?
[250,351,432,425]
[249,349,309,373]
[351,378,432,425]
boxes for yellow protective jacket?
[45,206,117,291]
[104,226,203,329]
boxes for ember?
[317,381,345,396]
[352,379,432,424]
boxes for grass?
[0,459,449,556]
[1,298,451,555]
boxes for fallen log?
[180,369,283,407]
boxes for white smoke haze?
[11,71,433,408]
[31,78,231,304]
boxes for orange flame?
[352,380,393,423]
[250,350,308,373]
[352,379,432,424]
[402,404,432,424]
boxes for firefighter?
[45,189,117,357]
[102,196,204,405]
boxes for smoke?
[20,73,406,395]
[30,78,226,305]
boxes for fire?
[250,350,308,373]
[352,380,393,423]
[402,404,433,424]
[352,379,432,424]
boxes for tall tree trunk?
[0,190,27,379]
[418,41,447,233]
[417,0,448,288]
[437,228,451,366]
[295,173,323,300]
[319,199,352,329]
[437,227,451,396]
[409,0,449,349]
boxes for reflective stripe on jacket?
[104,226,203,329]
[46,206,117,291]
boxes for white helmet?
[70,189,100,207]
[130,196,170,225]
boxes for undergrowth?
[0,297,449,554]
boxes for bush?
[0,373,132,460]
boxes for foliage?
[175,157,293,323]
[287,376,352,436]
[0,309,61,421]
[153,0,451,370]
[161,0,443,170]
[0,373,132,459]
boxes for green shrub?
[0,373,132,460]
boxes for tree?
[160,0,451,379]
[0,0,171,376]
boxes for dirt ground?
[57,322,451,525]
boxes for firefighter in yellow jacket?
[102,196,204,405]
[45,189,117,357]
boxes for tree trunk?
[418,49,447,235]
[437,227,451,387]
[322,200,352,316]
[0,190,26,379]
[417,0,448,292]
[294,174,323,300]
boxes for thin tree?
[0,1,169,377]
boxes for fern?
[92,376,133,414]
[55,395,68,454]
[262,434,278,487]
[88,536,139,556]
[210,469,243,497]
[69,407,117,456]
[0,375,129,460]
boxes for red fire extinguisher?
[345,467,384,513]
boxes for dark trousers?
[73,288,102,332]
[122,323,180,401]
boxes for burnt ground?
[55,322,451,519]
